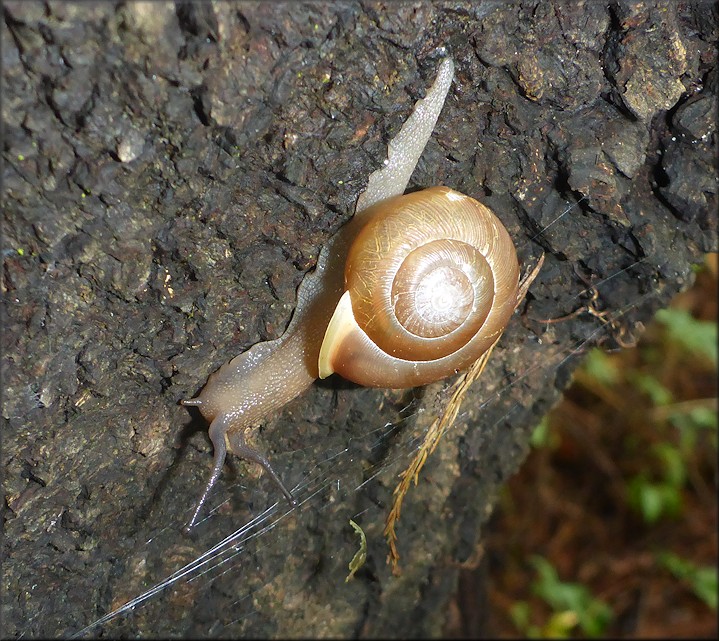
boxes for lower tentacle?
[226,431,297,507]
[183,414,229,533]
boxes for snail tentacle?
[183,414,229,533]
[356,57,455,213]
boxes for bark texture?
[2,1,716,637]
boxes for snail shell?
[319,187,520,388]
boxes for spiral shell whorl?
[392,238,492,342]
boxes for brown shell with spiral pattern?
[318,186,520,388]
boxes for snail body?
[182,58,522,530]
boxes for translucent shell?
[318,187,520,388]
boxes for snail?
[181,58,525,531]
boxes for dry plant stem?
[384,255,544,571]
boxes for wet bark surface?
[2,1,716,637]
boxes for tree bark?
[2,1,716,637]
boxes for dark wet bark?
[2,1,716,637]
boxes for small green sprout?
[345,519,367,582]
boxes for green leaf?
[544,611,578,638]
[626,476,682,523]
[658,552,718,610]
[690,567,718,610]
[509,601,532,635]
[528,556,612,637]
[652,443,686,488]
[583,349,620,386]
[669,405,719,433]
[531,418,552,448]
[656,308,718,366]
[629,372,674,406]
